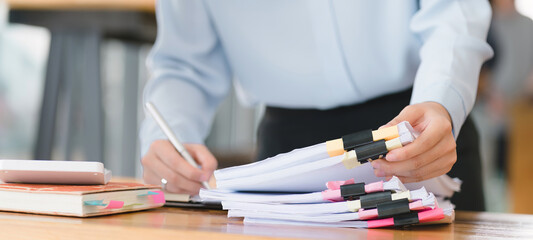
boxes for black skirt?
[256,88,485,211]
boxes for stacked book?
[0,160,165,217]
[200,121,460,228]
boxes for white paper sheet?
[216,158,460,198]
[220,188,433,215]
[199,189,326,204]
[228,209,361,222]
[243,207,455,229]
[215,143,329,181]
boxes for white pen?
[145,102,211,189]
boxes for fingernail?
[386,153,397,161]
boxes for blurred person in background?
[476,0,533,178]
[472,0,533,211]
[140,1,493,211]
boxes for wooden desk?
[0,207,532,239]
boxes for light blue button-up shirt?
[140,0,493,156]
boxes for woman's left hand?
[370,102,457,183]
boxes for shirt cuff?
[410,82,466,140]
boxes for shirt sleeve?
[409,0,493,138]
[139,0,232,156]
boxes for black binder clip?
[359,191,393,209]
[340,182,366,201]
[376,198,411,219]
[342,140,390,169]
[355,139,388,164]
[342,129,374,151]
[393,212,420,227]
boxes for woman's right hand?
[141,140,217,195]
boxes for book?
[164,192,190,202]
[0,182,165,217]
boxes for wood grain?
[1,207,533,239]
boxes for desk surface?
[6,0,155,12]
[1,207,533,239]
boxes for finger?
[142,158,177,188]
[142,154,178,184]
[143,167,162,185]
[143,156,203,194]
[385,118,450,161]
[143,141,206,194]
[398,150,456,183]
[143,144,205,193]
[153,141,205,182]
[186,144,218,172]
[380,105,424,129]
[144,167,202,195]
[377,149,456,183]
[186,145,217,182]
[371,135,455,176]
[141,149,173,184]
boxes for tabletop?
[1,206,533,239]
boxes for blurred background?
[0,0,532,214]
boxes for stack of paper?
[201,121,460,228]
[201,177,455,228]
[214,121,461,197]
